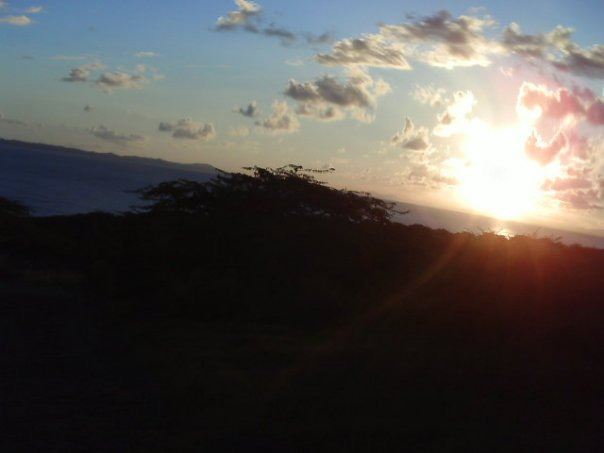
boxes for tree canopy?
[0,196,31,217]
[135,165,404,224]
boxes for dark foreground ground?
[2,209,604,452]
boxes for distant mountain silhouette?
[0,138,216,216]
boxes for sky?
[4,1,604,233]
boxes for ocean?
[2,138,604,248]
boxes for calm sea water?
[2,139,604,248]
[393,202,604,249]
[0,140,215,216]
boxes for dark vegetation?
[2,166,604,451]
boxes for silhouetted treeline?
[2,167,604,451]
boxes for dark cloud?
[316,34,411,69]
[503,23,604,79]
[304,32,332,45]
[158,118,216,141]
[61,62,104,83]
[381,10,500,68]
[95,71,146,93]
[284,69,390,122]
[235,101,259,118]
[263,25,296,45]
[90,125,146,145]
[62,67,90,82]
[215,0,332,48]
[317,11,499,70]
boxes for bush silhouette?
[135,164,405,224]
[0,196,31,217]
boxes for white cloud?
[391,117,431,150]
[216,0,261,30]
[25,6,42,14]
[0,15,32,26]
[255,100,300,134]
[411,84,446,107]
[135,51,159,58]
[229,126,251,137]
[433,90,476,137]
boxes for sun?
[456,121,552,220]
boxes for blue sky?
[3,1,604,232]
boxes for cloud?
[285,58,304,67]
[134,51,159,58]
[84,105,93,112]
[433,90,475,137]
[524,130,567,165]
[25,6,42,14]
[0,15,32,26]
[255,100,299,134]
[503,22,604,79]
[317,11,499,70]
[235,101,259,118]
[304,32,332,45]
[391,117,430,150]
[295,103,344,122]
[215,0,261,31]
[52,55,86,61]
[61,62,104,82]
[0,1,6,10]
[380,11,500,68]
[517,82,584,120]
[95,71,146,93]
[543,176,592,192]
[90,125,147,145]
[229,126,250,137]
[411,84,446,107]
[316,34,411,69]
[284,68,390,122]
[263,25,296,45]
[158,118,216,141]
[0,112,26,126]
[517,82,604,127]
[214,0,332,48]
[62,67,90,82]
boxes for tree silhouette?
[135,165,405,224]
[0,196,31,217]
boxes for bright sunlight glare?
[456,121,558,220]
